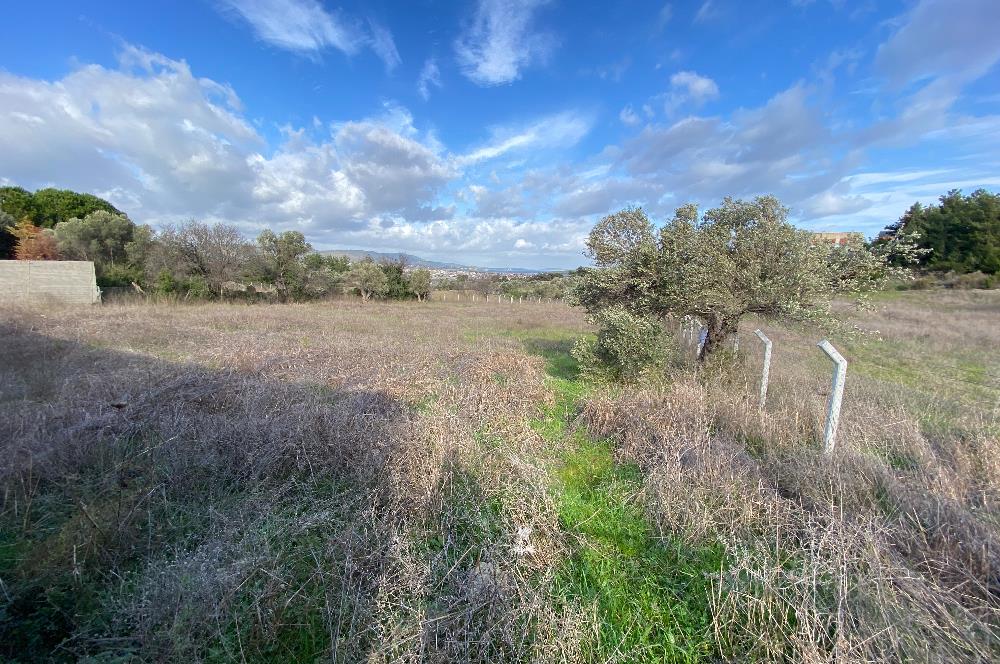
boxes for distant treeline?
[435,269,583,300]
[11,184,994,300]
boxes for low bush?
[943,270,997,289]
[895,270,998,290]
[572,305,669,382]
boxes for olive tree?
[574,196,922,362]
[572,305,669,382]
[408,268,432,301]
[302,253,348,297]
[347,260,388,301]
[256,230,311,299]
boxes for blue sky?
[1,0,998,268]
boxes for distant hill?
[316,249,544,274]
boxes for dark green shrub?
[153,270,178,296]
[97,263,143,288]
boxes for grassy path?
[519,332,722,663]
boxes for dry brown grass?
[3,292,998,662]
[0,300,588,662]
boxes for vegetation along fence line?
[682,316,851,455]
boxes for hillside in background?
[316,249,548,273]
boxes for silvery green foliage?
[347,259,389,300]
[408,268,432,300]
[572,305,667,382]
[574,196,922,362]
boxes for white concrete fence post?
[753,329,772,408]
[817,340,848,455]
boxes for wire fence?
[678,315,999,452]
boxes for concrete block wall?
[0,260,101,305]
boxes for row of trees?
[128,220,434,301]
[2,187,434,302]
[432,270,576,300]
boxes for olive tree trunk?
[697,313,739,362]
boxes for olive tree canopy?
[347,260,388,301]
[408,268,432,301]
[574,196,922,361]
[255,230,311,298]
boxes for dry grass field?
[1,291,998,662]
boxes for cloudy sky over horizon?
[1,0,999,268]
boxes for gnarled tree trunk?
[697,313,738,362]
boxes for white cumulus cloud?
[0,46,448,234]
[668,71,719,109]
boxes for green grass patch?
[552,432,722,662]
[506,329,583,377]
[517,326,722,662]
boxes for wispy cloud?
[694,0,721,23]
[219,0,401,71]
[861,0,1000,146]
[219,0,361,54]
[875,0,1000,91]
[455,111,592,166]
[417,59,442,101]
[367,19,401,72]
[619,105,641,126]
[654,4,673,33]
[454,0,556,86]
